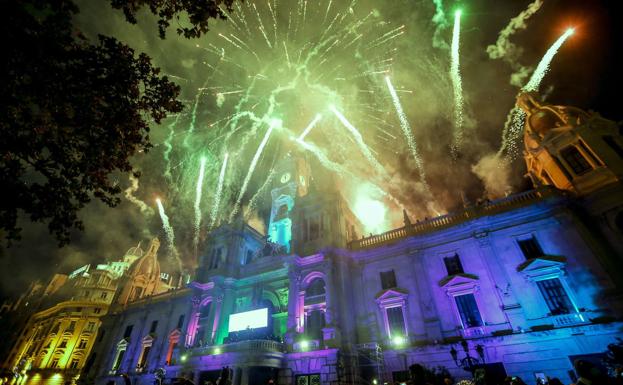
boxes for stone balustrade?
[348,188,559,250]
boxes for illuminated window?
[386,306,406,337]
[518,237,543,260]
[77,339,88,349]
[536,278,574,315]
[50,358,59,368]
[58,339,68,348]
[137,345,151,369]
[561,146,592,175]
[296,374,320,385]
[380,270,397,290]
[112,347,125,371]
[85,322,96,332]
[443,254,464,275]
[455,294,483,328]
[69,358,80,369]
[305,310,325,340]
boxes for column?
[473,232,525,328]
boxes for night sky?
[1,0,620,299]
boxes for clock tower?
[268,153,311,252]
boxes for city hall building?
[9,94,623,385]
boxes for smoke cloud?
[471,154,512,199]
[486,0,543,87]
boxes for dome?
[125,245,144,258]
[128,238,160,278]
[527,108,565,136]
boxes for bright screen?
[228,308,268,332]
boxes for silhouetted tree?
[1,0,238,246]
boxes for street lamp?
[450,341,485,373]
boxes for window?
[51,323,60,334]
[176,315,185,330]
[85,322,96,332]
[94,308,102,314]
[149,320,158,334]
[604,135,623,158]
[77,339,88,349]
[561,146,592,175]
[443,254,464,275]
[138,345,151,368]
[50,358,59,368]
[123,325,133,339]
[67,321,76,333]
[69,358,80,369]
[537,278,574,315]
[296,374,321,385]
[304,215,324,241]
[380,270,397,290]
[244,250,254,265]
[58,339,68,348]
[305,310,326,340]
[100,292,108,299]
[209,247,223,270]
[195,303,212,344]
[518,237,543,259]
[386,306,406,337]
[112,348,125,371]
[455,294,483,328]
[76,307,83,312]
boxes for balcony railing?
[191,339,285,356]
[551,312,587,327]
[348,188,559,250]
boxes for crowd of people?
[403,359,623,385]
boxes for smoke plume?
[486,0,543,87]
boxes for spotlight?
[300,340,310,350]
[392,335,406,346]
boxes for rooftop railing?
[348,188,560,250]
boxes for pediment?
[375,288,408,301]
[438,273,479,288]
[517,256,567,273]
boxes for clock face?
[280,172,291,183]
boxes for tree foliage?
[110,0,236,38]
[0,0,184,246]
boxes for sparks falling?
[499,28,575,158]
[298,114,322,141]
[193,156,207,252]
[209,153,229,229]
[229,120,278,222]
[156,198,182,272]
[330,105,387,178]
[385,76,429,192]
[450,9,465,155]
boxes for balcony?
[190,339,286,356]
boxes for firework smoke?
[487,0,544,87]
[124,174,154,216]
[431,0,449,50]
